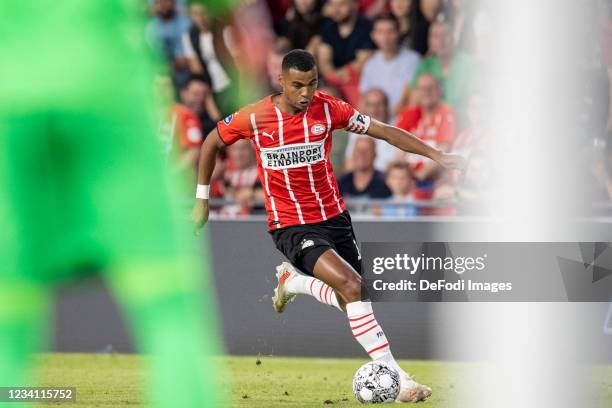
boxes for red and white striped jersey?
[217,90,371,230]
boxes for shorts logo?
[310,123,326,135]
[301,239,314,250]
[260,141,325,170]
[223,113,235,125]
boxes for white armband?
[344,110,371,134]
[196,184,210,199]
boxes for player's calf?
[333,274,362,305]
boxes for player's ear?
[278,72,285,90]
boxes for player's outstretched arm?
[366,119,466,171]
[192,128,226,234]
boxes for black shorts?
[269,211,362,276]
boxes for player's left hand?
[438,153,467,172]
[191,199,209,235]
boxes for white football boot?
[272,262,298,313]
[395,369,433,403]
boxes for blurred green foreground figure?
[0,1,223,406]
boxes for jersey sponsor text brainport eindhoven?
[217,90,371,229]
[260,141,325,169]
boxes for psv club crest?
[310,123,326,135]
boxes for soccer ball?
[352,361,400,404]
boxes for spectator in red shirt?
[167,104,203,154]
[221,139,264,216]
[359,0,387,20]
[156,74,203,182]
[395,73,456,198]
[180,75,219,135]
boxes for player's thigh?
[312,248,362,296]
[332,232,363,275]
[326,212,363,275]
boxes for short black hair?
[282,49,316,73]
[181,73,209,90]
[372,14,400,31]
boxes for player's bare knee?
[337,275,362,303]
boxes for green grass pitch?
[32,353,612,407]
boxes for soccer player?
[192,49,465,402]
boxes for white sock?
[346,300,405,375]
[285,273,342,311]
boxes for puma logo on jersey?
[262,130,275,140]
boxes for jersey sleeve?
[326,94,371,134]
[216,109,252,145]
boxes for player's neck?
[273,94,306,115]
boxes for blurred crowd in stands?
[149,0,612,217]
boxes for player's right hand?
[192,199,209,234]
[438,153,467,172]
